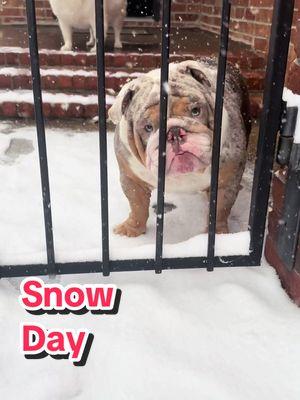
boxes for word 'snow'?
[19,277,119,313]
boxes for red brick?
[66,103,84,118]
[57,75,73,89]
[1,102,17,117]
[13,75,31,89]
[0,52,5,65]
[0,75,12,89]
[19,52,30,66]
[254,37,269,52]
[17,103,34,118]
[38,53,48,67]
[84,104,98,118]
[61,54,75,66]
[5,52,19,65]
[72,75,86,90]
[86,54,96,67]
[42,103,52,118]
[74,54,87,67]
[51,104,67,118]
[47,53,61,66]
[43,75,59,90]
[85,76,97,90]
[111,54,128,68]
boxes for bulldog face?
[109,61,215,179]
[139,97,212,176]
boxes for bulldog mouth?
[167,152,207,175]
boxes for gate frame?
[0,0,295,278]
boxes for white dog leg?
[113,16,123,49]
[87,27,95,47]
[59,20,73,51]
[90,21,107,52]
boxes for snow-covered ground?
[0,121,251,265]
[1,121,300,400]
[1,264,300,400]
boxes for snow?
[0,122,251,265]
[0,66,143,79]
[0,46,195,58]
[1,262,300,399]
[283,87,300,143]
[1,121,300,400]
[0,89,115,106]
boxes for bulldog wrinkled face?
[134,96,213,176]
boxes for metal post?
[25,0,56,274]
[207,0,231,271]
[155,0,171,273]
[95,0,110,276]
[249,0,295,263]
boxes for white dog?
[49,0,126,51]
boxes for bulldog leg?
[58,20,73,51]
[114,173,151,237]
[113,14,123,49]
[86,27,95,47]
[207,160,245,234]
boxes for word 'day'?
[21,324,93,366]
[19,278,119,313]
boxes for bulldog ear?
[108,81,136,124]
[179,61,211,88]
[188,67,211,88]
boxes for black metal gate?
[0,0,295,278]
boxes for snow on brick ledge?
[283,87,300,144]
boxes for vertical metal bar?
[155,0,171,274]
[249,0,295,264]
[95,0,110,276]
[206,0,231,271]
[25,0,55,272]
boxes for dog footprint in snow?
[0,138,34,165]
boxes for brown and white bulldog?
[108,59,251,237]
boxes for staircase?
[0,46,264,120]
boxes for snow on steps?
[0,90,114,119]
[0,66,264,93]
[0,46,265,120]
[0,66,143,92]
[0,46,266,70]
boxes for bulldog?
[49,0,126,51]
[109,59,251,237]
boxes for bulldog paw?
[114,41,123,49]
[113,219,146,237]
[60,43,72,51]
[216,223,229,234]
[90,45,96,53]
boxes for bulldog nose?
[167,126,186,154]
[167,126,186,142]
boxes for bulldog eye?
[144,124,154,133]
[191,107,201,117]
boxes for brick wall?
[0,0,53,24]
[194,0,300,53]
[0,0,201,26]
[1,0,300,55]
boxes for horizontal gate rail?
[0,255,258,278]
[0,0,295,278]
